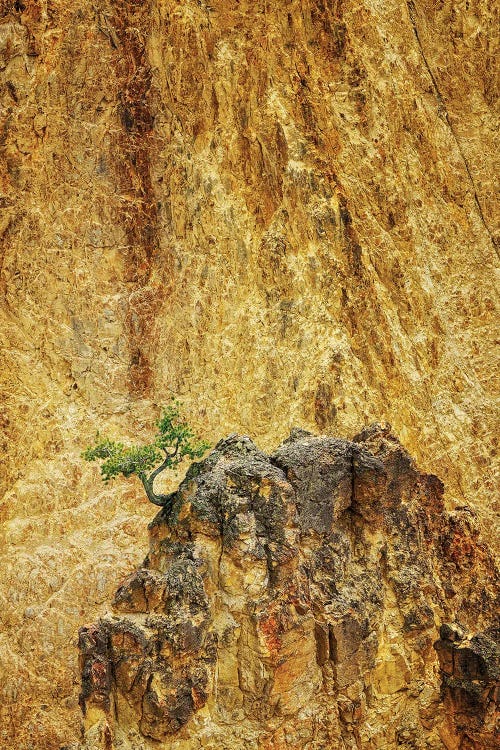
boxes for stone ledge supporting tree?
[82,400,210,508]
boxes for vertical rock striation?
[79,427,499,749]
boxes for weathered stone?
[79,429,498,749]
[434,628,500,749]
[1,1,498,747]
[271,435,355,532]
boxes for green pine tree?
[82,401,210,507]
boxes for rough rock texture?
[0,1,498,747]
[435,625,500,749]
[79,427,499,749]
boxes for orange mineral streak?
[259,614,283,654]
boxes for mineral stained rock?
[1,1,499,747]
[79,427,499,749]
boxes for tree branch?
[138,472,164,506]
[139,454,177,507]
[148,454,172,485]
[163,436,181,460]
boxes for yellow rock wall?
[0,1,498,747]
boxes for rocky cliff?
[79,427,499,750]
[0,0,498,748]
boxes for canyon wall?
[0,1,498,747]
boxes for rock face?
[435,625,500,749]
[1,1,498,747]
[79,427,499,749]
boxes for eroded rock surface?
[1,1,499,746]
[435,625,500,750]
[79,427,499,749]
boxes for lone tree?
[82,401,210,507]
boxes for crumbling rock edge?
[79,426,499,750]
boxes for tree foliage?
[82,401,210,507]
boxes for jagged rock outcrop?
[79,426,499,749]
